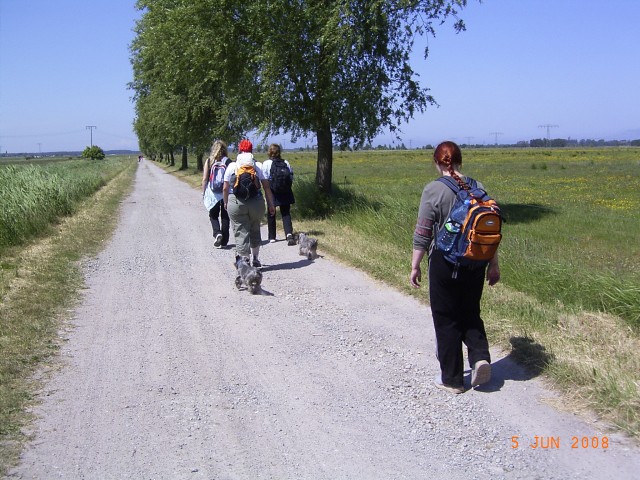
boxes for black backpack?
[233,163,260,201]
[269,159,292,194]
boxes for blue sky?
[1,0,639,153]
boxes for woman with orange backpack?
[409,141,500,394]
[223,139,275,267]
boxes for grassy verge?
[159,147,640,436]
[0,159,137,475]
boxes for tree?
[240,0,470,192]
[82,146,105,160]
[130,0,251,171]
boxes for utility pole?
[538,124,559,140]
[86,125,97,147]
[37,143,42,156]
[489,132,503,145]
[464,136,475,146]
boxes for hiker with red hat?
[223,139,275,268]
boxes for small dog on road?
[297,233,318,260]
[234,255,262,294]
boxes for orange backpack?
[233,163,260,200]
[435,177,502,277]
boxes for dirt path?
[8,161,640,479]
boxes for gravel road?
[9,161,640,479]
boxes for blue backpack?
[435,176,502,277]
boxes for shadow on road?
[261,259,315,272]
[471,336,553,393]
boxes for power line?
[538,124,559,140]
[489,132,503,145]
[86,125,97,147]
[0,130,85,139]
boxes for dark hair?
[268,143,281,159]
[434,141,467,190]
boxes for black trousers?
[208,199,230,246]
[267,204,293,240]
[428,249,491,388]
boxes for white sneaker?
[269,239,276,243]
[471,360,491,387]
[434,374,465,394]
[214,234,223,248]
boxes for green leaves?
[81,146,105,160]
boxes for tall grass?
[0,159,130,251]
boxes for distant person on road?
[223,139,275,267]
[261,143,296,245]
[202,140,232,248]
[409,140,500,394]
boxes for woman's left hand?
[409,266,422,288]
[486,260,500,286]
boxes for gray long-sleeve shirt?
[413,175,481,253]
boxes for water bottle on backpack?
[438,221,460,252]
[436,198,470,252]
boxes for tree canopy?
[130,0,471,191]
[82,146,105,160]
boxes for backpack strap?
[203,158,212,194]
[437,176,477,192]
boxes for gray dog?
[234,255,262,294]
[297,233,318,260]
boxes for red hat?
[238,139,253,153]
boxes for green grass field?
[283,147,640,327]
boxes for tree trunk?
[180,145,188,170]
[315,126,333,194]
[169,151,175,166]
[196,153,204,172]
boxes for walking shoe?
[214,234,223,248]
[286,233,296,246]
[269,238,276,243]
[252,258,262,268]
[471,360,491,387]
[434,374,465,394]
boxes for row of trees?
[129,0,472,192]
